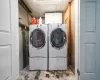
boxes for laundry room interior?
[18,0,78,80]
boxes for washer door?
[50,28,66,49]
[30,29,45,49]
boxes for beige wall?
[64,0,75,72]
[70,0,75,71]
[64,3,71,67]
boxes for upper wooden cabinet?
[45,13,62,24]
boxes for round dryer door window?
[30,29,45,49]
[50,28,66,49]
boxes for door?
[0,0,19,80]
[80,0,100,80]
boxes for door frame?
[10,0,19,79]
[10,0,19,80]
[74,0,80,80]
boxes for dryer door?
[50,28,66,49]
[30,29,45,49]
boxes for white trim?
[10,0,19,79]
[74,0,80,80]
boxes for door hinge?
[77,69,80,76]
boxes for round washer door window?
[30,29,45,48]
[50,28,66,49]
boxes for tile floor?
[17,67,76,80]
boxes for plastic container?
[39,17,42,24]
[32,18,35,24]
[36,18,39,24]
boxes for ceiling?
[23,0,69,17]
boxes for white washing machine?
[29,24,47,70]
[48,24,67,70]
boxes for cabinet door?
[53,13,62,24]
[45,13,54,24]
[45,13,62,24]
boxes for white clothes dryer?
[29,24,47,57]
[48,24,67,70]
[29,24,47,70]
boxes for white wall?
[19,4,28,26]
[42,17,45,24]
[28,14,32,25]
[19,4,32,26]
